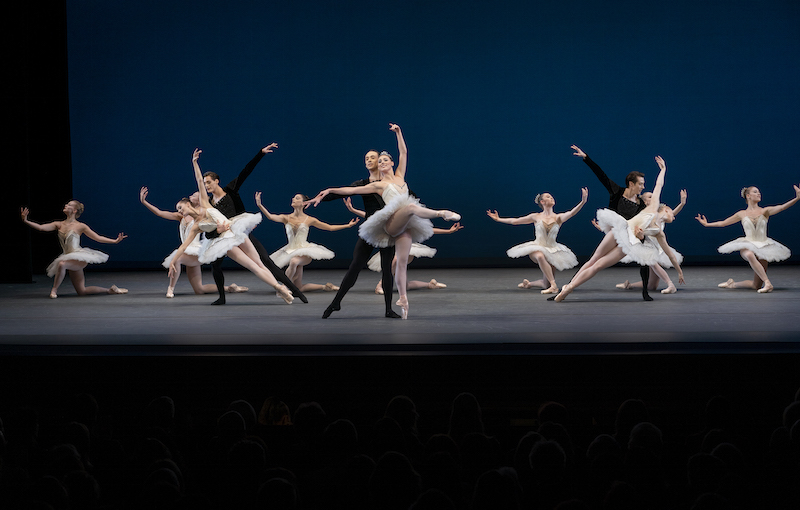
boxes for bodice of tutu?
[58,230,82,254]
[742,215,769,245]
[285,222,310,250]
[199,208,230,232]
[533,221,561,247]
[382,182,408,203]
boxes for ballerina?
[345,197,462,293]
[615,189,687,294]
[139,186,247,298]
[487,187,588,294]
[21,201,128,299]
[554,156,684,302]
[696,184,800,293]
[308,124,460,319]
[168,149,294,304]
[255,191,360,293]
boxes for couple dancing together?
[308,124,461,319]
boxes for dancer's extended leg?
[384,204,459,238]
[227,246,293,303]
[394,233,413,319]
[249,234,308,303]
[323,238,370,318]
[554,245,625,302]
[65,264,127,297]
[531,252,558,294]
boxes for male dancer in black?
[201,143,308,305]
[317,150,401,318]
[571,144,652,300]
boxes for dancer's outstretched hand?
[695,214,709,226]
[114,233,128,244]
[389,123,401,133]
[591,218,603,232]
[261,142,278,154]
[794,184,800,199]
[347,217,360,227]
[486,210,500,221]
[139,187,149,203]
[655,155,666,172]
[255,191,263,208]
[580,187,589,202]
[680,189,687,204]
[446,222,464,233]
[571,145,586,158]
[192,148,202,161]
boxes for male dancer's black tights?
[323,238,397,318]
[208,234,308,305]
[640,265,652,301]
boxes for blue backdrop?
[66,0,800,266]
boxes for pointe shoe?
[718,278,735,289]
[227,283,249,293]
[541,284,559,294]
[324,282,339,292]
[428,279,447,289]
[518,279,531,289]
[438,210,461,222]
[275,284,294,304]
[757,282,774,293]
[553,284,573,302]
[109,285,128,295]
[375,283,384,295]
[661,283,677,294]
[49,291,58,299]
[616,280,631,290]
[396,298,409,319]
[166,286,175,298]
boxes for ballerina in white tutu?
[140,186,247,298]
[615,189,687,295]
[255,191,359,293]
[308,124,460,319]
[696,184,800,293]
[168,148,294,304]
[554,156,684,302]
[487,187,588,294]
[21,201,128,299]
[346,197,462,293]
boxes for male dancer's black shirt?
[205,150,266,238]
[583,156,645,219]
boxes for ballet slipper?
[438,210,461,222]
[227,283,249,293]
[166,286,175,298]
[396,297,409,319]
[541,284,559,294]
[757,281,773,293]
[375,283,384,295]
[428,279,446,289]
[718,278,735,289]
[615,280,631,290]
[49,291,58,299]
[108,285,128,295]
[275,284,294,304]
[553,284,573,302]
[661,282,677,294]
[324,282,339,292]
[518,279,531,289]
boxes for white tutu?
[358,183,434,248]
[367,243,437,272]
[46,230,109,277]
[596,209,663,266]
[162,219,202,268]
[505,221,578,271]
[717,215,790,262]
[270,221,335,268]
[197,210,262,264]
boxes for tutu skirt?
[46,248,109,277]
[596,209,663,266]
[367,243,437,272]
[717,237,790,262]
[359,194,434,248]
[197,212,262,264]
[506,242,578,271]
[270,243,335,268]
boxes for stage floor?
[2,266,799,355]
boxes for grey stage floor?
[1,266,799,355]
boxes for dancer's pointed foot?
[108,285,128,295]
[661,282,677,294]
[541,284,559,295]
[553,284,572,302]
[375,283,384,295]
[385,310,402,319]
[757,281,773,293]
[226,283,249,293]
[166,286,175,298]
[642,292,654,302]
[211,296,226,305]
[616,280,631,290]
[294,291,309,304]
[49,291,58,299]
[438,210,461,222]
[275,284,294,304]
[518,279,532,289]
[428,279,446,289]
[323,282,339,292]
[396,297,409,319]
[322,303,340,319]
[718,278,736,289]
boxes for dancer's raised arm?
[254,192,288,223]
[343,197,366,218]
[308,181,383,207]
[390,123,408,180]
[672,190,687,216]
[486,210,538,225]
[191,149,212,209]
[653,232,685,284]
[695,211,743,228]
[81,225,127,244]
[763,184,800,217]
[558,187,589,223]
[307,216,360,232]
[20,208,59,232]
[649,156,668,207]
[140,187,183,221]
